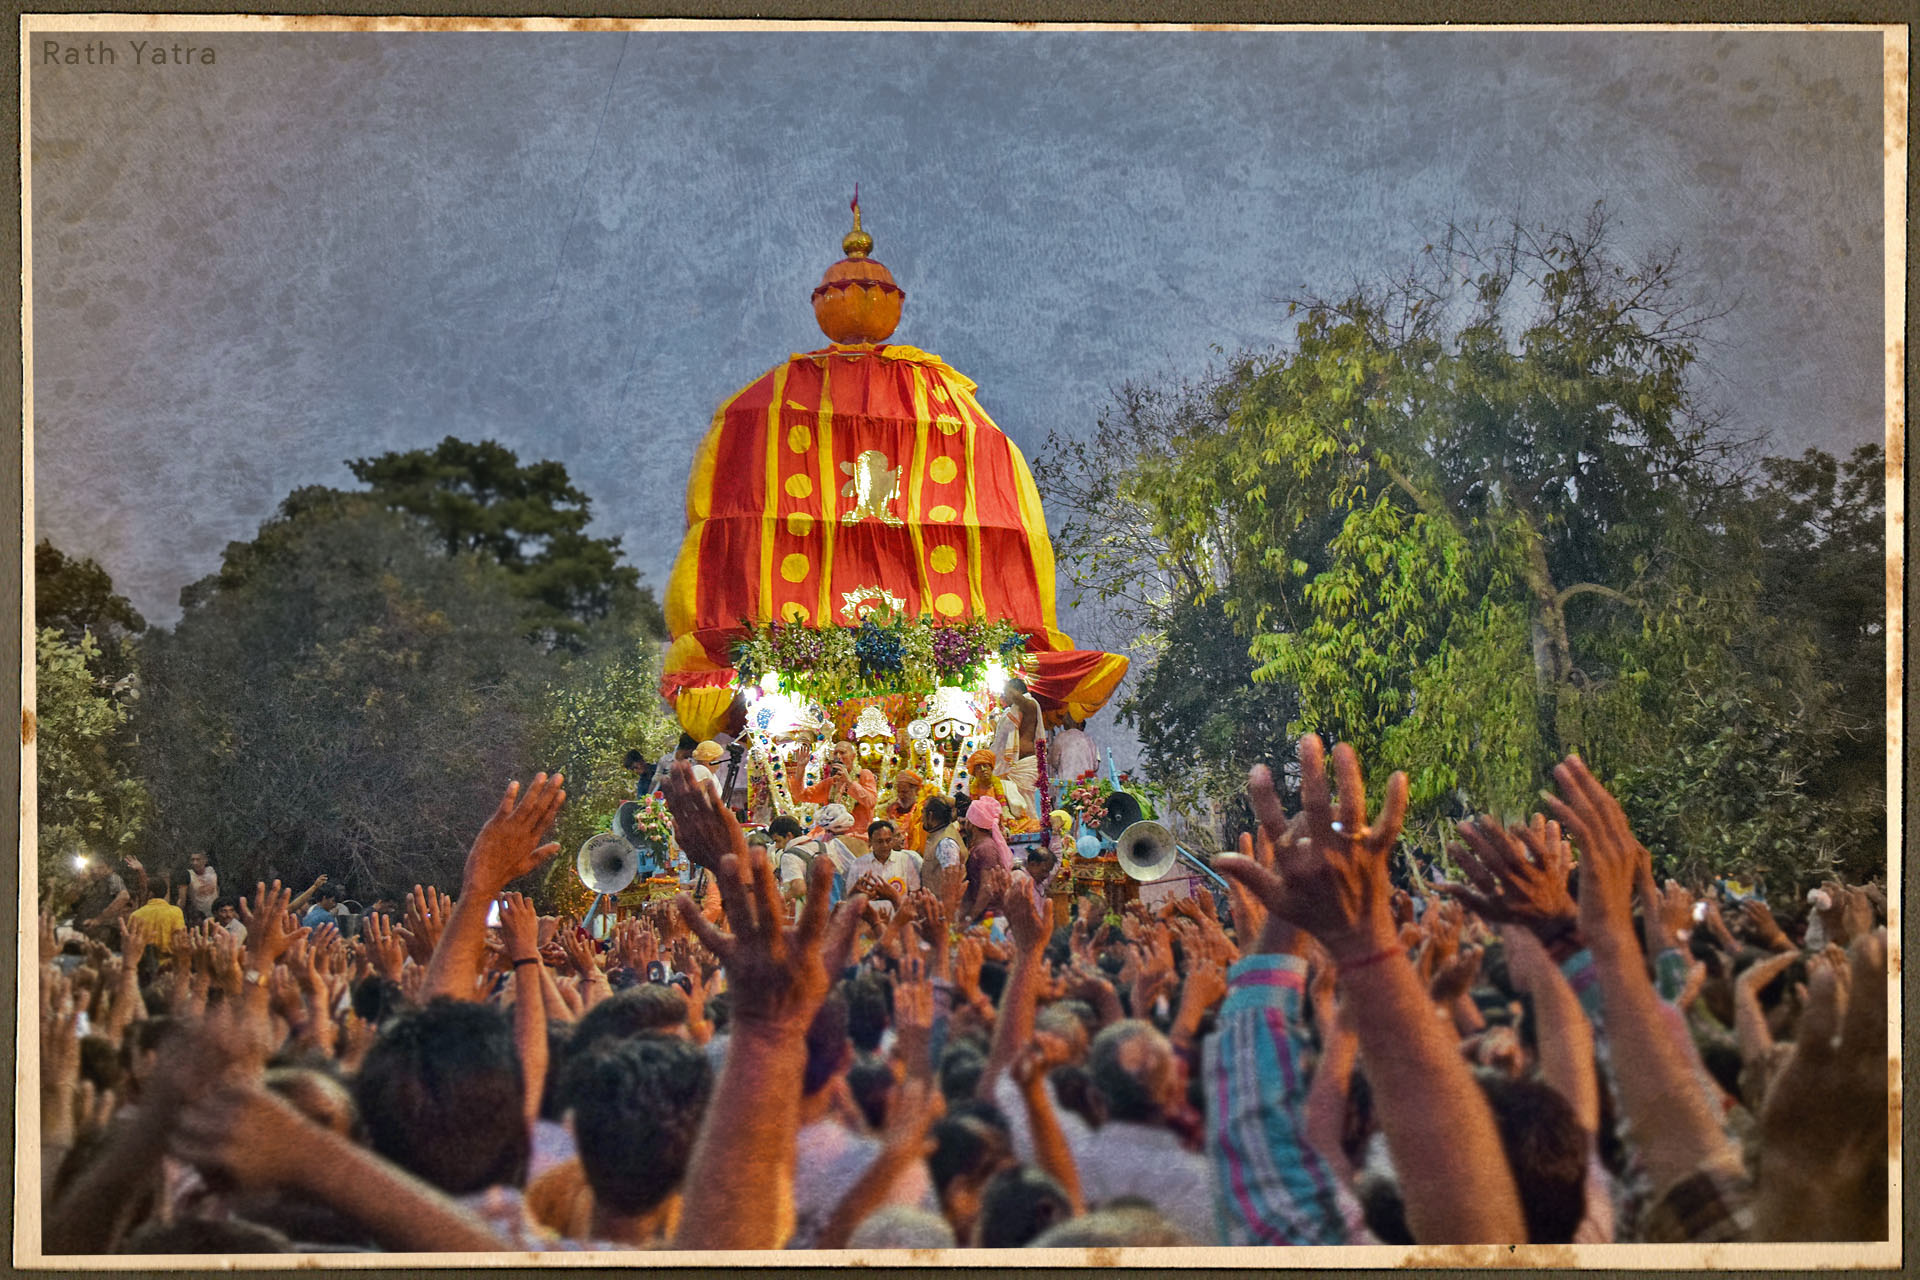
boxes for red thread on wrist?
[1337,944,1402,973]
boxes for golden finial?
[842,185,873,258]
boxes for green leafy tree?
[344,437,662,647]
[138,495,554,897]
[34,627,149,897]
[538,615,682,895]
[1041,208,1884,884]
[36,539,146,682]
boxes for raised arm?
[1217,736,1525,1245]
[661,761,865,1250]
[1542,756,1737,1197]
[979,869,1051,1096]
[422,773,566,1003]
[171,1080,510,1252]
[498,891,548,1126]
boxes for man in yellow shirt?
[128,874,186,952]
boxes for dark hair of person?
[539,1020,574,1122]
[1088,1022,1169,1125]
[118,1218,292,1254]
[1476,1071,1589,1244]
[561,1036,713,1217]
[975,1164,1072,1247]
[843,973,892,1054]
[677,733,698,752]
[936,1044,987,1105]
[569,984,689,1056]
[847,1054,896,1131]
[928,1112,1014,1197]
[624,748,648,768]
[1048,1063,1106,1129]
[977,959,1008,1006]
[352,999,529,1195]
[802,992,852,1097]
[769,815,805,840]
[866,818,896,839]
[79,1035,126,1094]
[1356,1168,1414,1245]
[351,975,409,1028]
[921,795,954,831]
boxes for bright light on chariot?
[984,656,1008,695]
[759,670,781,696]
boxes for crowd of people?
[35,734,1890,1254]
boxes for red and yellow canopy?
[661,208,1126,738]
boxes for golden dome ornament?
[812,186,905,345]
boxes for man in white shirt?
[1048,718,1100,783]
[846,820,921,911]
[186,852,219,923]
[919,796,964,871]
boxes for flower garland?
[731,614,1029,703]
[623,793,677,854]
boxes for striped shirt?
[1203,953,1350,1246]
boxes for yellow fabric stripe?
[815,358,837,626]
[959,386,985,617]
[1005,435,1070,647]
[761,363,792,623]
[904,365,935,614]
[668,382,752,639]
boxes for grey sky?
[28,27,1889,758]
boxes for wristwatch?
[243,967,269,987]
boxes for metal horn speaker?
[1099,790,1145,841]
[1115,820,1179,882]
[576,831,639,896]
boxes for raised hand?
[498,892,540,964]
[1739,899,1796,953]
[557,923,601,980]
[363,912,407,982]
[1002,869,1050,954]
[1217,735,1408,963]
[462,773,566,895]
[1540,756,1646,954]
[404,885,449,957]
[1428,942,1483,1007]
[674,846,861,1037]
[1436,812,1578,949]
[238,881,308,972]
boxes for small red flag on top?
[851,183,859,216]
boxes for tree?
[538,614,683,896]
[36,539,146,682]
[34,627,149,897]
[1039,208,1885,884]
[344,437,661,647]
[137,494,554,897]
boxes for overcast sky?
[28,25,1890,756]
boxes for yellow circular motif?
[929,457,958,485]
[934,592,964,617]
[784,474,813,499]
[935,417,963,436]
[780,553,810,583]
[929,545,959,574]
[781,602,809,624]
[787,423,813,454]
[786,512,814,538]
[929,504,957,522]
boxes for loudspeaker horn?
[576,831,639,896]
[1115,820,1179,882]
[1099,790,1145,841]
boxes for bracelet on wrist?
[512,956,540,968]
